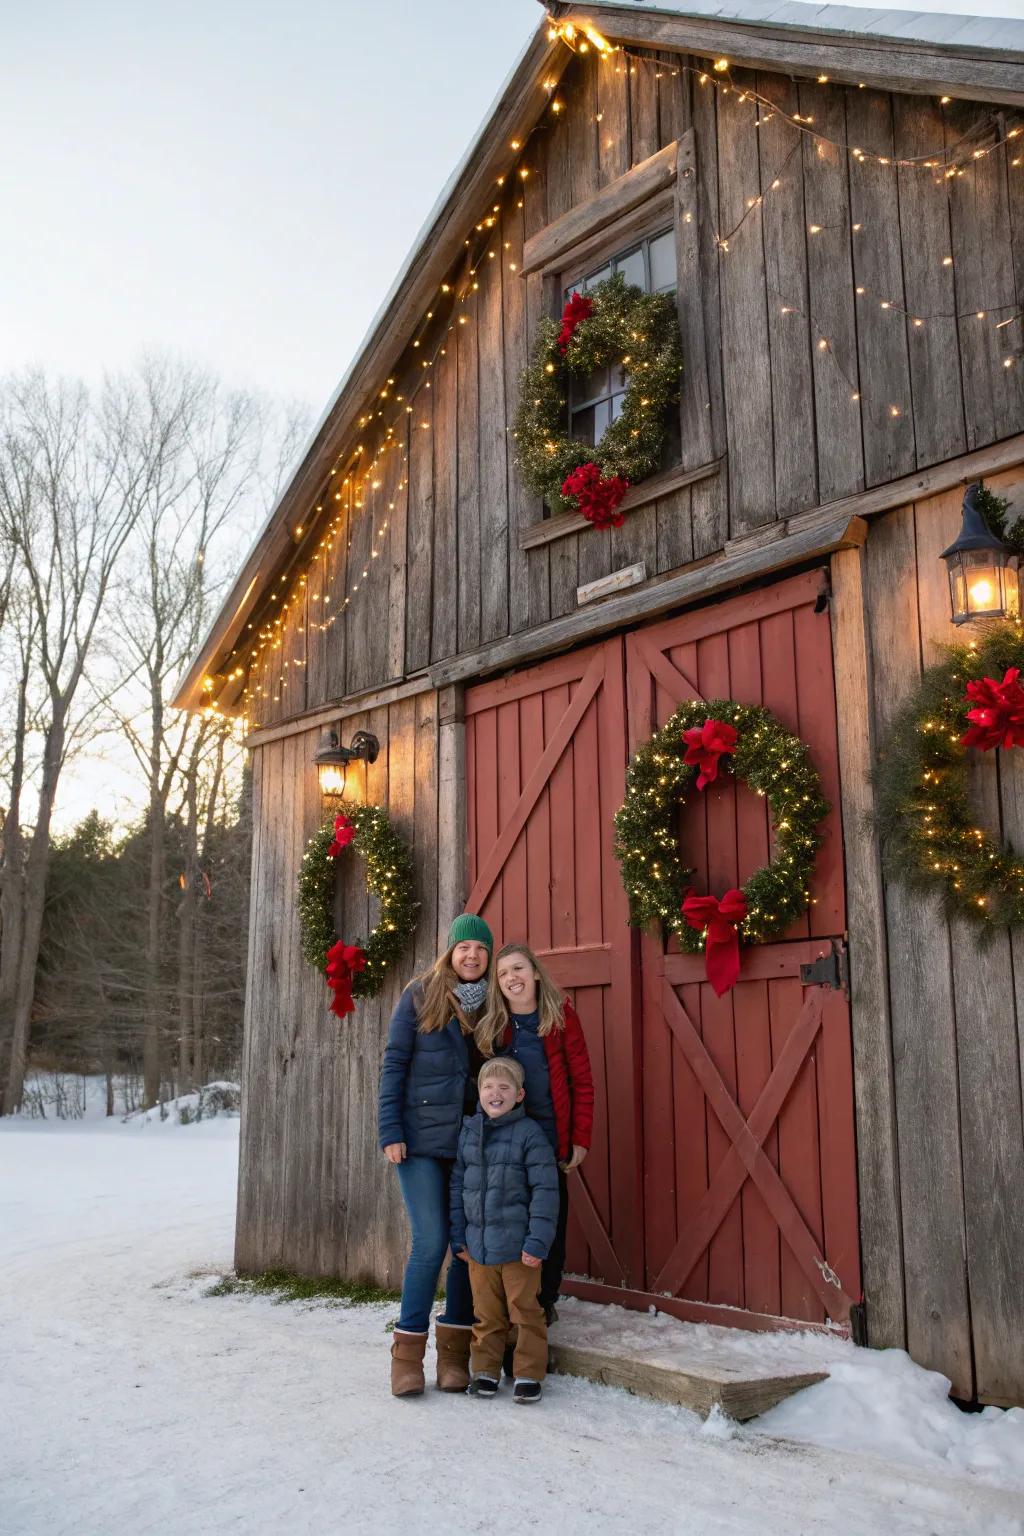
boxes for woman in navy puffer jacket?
[378,913,493,1397]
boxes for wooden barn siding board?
[758,73,818,517]
[690,60,729,559]
[478,209,510,644]
[431,327,459,664]
[660,124,702,574]
[573,53,611,596]
[546,86,581,620]
[386,419,410,683]
[504,192,533,637]
[325,479,351,707]
[829,545,905,1349]
[717,70,776,536]
[798,81,864,503]
[913,488,1024,1407]
[894,98,966,467]
[406,378,435,673]
[846,89,917,487]
[865,504,973,1398]
[457,290,482,652]
[234,744,266,1272]
[524,137,553,629]
[948,134,1024,450]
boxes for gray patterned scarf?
[453,977,488,1014]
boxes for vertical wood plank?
[846,89,917,487]
[758,75,817,516]
[478,212,510,644]
[829,543,905,1348]
[437,684,467,939]
[894,97,966,467]
[798,80,864,504]
[386,417,409,683]
[867,504,972,1397]
[523,129,551,629]
[431,327,458,663]
[717,71,775,535]
[406,375,436,673]
[457,292,481,652]
[949,137,1024,449]
[503,195,533,637]
[690,60,728,557]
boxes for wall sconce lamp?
[314,729,380,797]
[940,482,1019,626]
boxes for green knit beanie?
[447,913,494,952]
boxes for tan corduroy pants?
[467,1258,548,1381]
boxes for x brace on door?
[653,976,855,1321]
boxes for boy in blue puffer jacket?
[450,1056,559,1404]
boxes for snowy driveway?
[2,1117,1021,1536]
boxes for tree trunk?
[143,684,165,1109]
[3,715,63,1114]
[0,657,31,1106]
[177,750,200,1092]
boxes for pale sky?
[4,0,1023,831]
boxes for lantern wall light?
[940,481,1019,626]
[314,729,380,798]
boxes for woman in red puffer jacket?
[475,942,594,1323]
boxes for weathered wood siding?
[235,690,466,1286]
[246,48,1023,728]
[834,466,1024,1407]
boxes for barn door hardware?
[799,939,848,993]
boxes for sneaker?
[513,1378,542,1405]
[468,1375,499,1397]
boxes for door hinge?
[800,939,848,994]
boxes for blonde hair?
[476,942,565,1057]
[478,1057,525,1092]
[415,945,488,1035]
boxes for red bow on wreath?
[325,939,367,1018]
[682,718,738,791]
[557,292,594,353]
[562,461,630,529]
[961,667,1024,752]
[682,888,748,996]
[327,812,355,858]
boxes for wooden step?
[548,1299,835,1422]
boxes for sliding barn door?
[464,638,643,1289]
[628,571,861,1325]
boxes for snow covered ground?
[3,1105,1023,1536]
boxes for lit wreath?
[298,806,417,1016]
[513,272,683,529]
[875,620,1024,931]
[614,700,828,991]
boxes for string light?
[237,38,1024,715]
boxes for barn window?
[562,228,676,448]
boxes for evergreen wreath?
[513,271,683,528]
[875,619,1024,935]
[298,804,417,1015]
[614,700,829,953]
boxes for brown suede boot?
[434,1321,472,1393]
[390,1329,427,1396]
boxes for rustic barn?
[175,1,1024,1408]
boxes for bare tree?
[0,372,152,1112]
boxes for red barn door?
[464,638,644,1290]
[465,570,861,1329]
[627,572,861,1326]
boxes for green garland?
[513,272,683,515]
[614,700,829,950]
[297,804,417,999]
[875,620,1024,934]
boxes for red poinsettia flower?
[325,940,367,1018]
[561,461,630,529]
[326,812,355,858]
[961,667,1024,752]
[682,718,738,790]
[557,292,594,353]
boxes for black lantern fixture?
[314,729,379,797]
[940,481,1019,626]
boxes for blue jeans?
[394,1154,474,1333]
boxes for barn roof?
[574,1,1024,57]
[174,0,1024,714]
